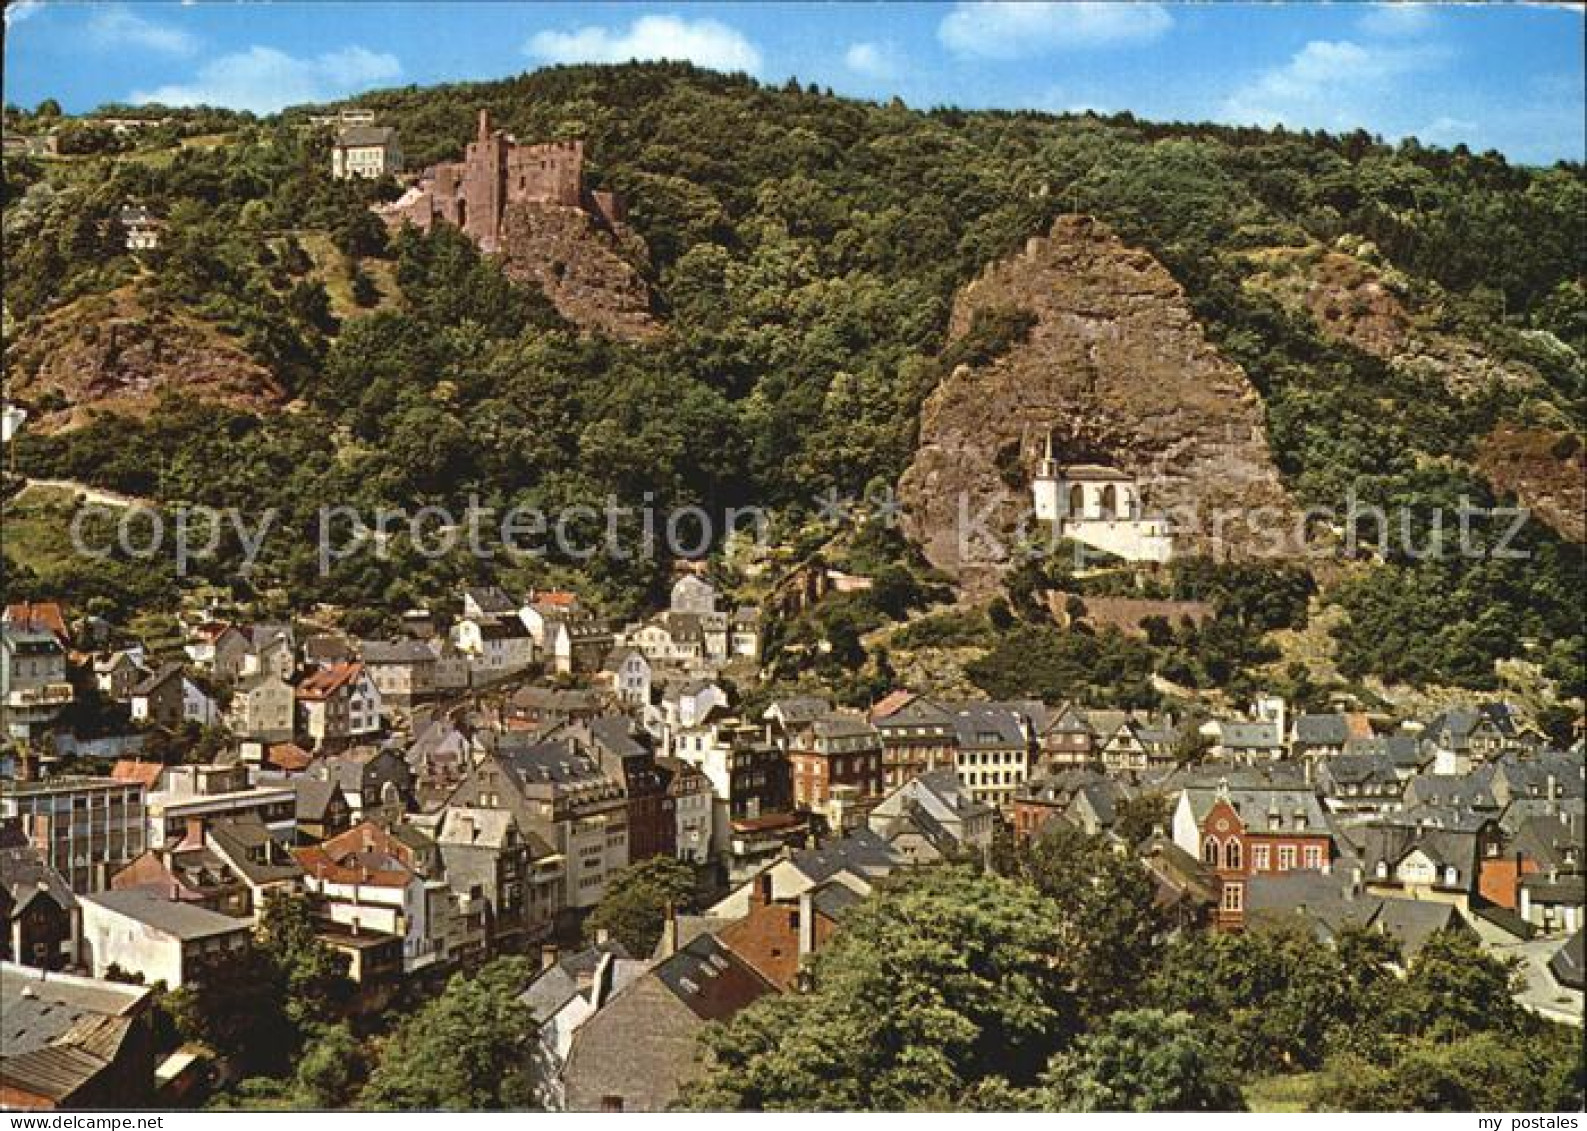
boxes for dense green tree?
[687,867,1078,1109]
[1043,1009,1246,1112]
[583,855,697,956]
[362,957,537,1110]
[1004,823,1165,1019]
[254,889,355,1026]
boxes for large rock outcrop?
[4,285,286,431]
[900,215,1293,594]
[498,203,658,340]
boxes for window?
[1252,844,1270,871]
[1303,845,1323,870]
[1223,839,1242,871]
[601,1097,625,1113]
[1221,882,1243,912]
[1278,846,1296,871]
[1202,837,1218,866]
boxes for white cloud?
[526,15,762,74]
[132,45,401,113]
[938,2,1171,59]
[1357,3,1436,38]
[1219,39,1444,131]
[4,0,45,28]
[844,41,901,81]
[88,6,197,56]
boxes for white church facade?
[1031,437,1173,563]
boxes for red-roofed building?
[294,821,459,977]
[3,602,70,646]
[110,761,165,791]
[265,743,314,773]
[296,662,381,748]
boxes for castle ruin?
[378,109,625,252]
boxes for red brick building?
[788,716,884,811]
[1174,785,1334,930]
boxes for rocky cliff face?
[1476,424,1586,542]
[5,285,286,431]
[1243,243,1582,541]
[498,203,658,340]
[899,215,1293,594]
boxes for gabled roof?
[436,807,519,849]
[463,586,516,615]
[1549,927,1584,990]
[762,695,831,725]
[293,821,418,888]
[651,933,774,1022]
[359,639,437,665]
[297,662,366,701]
[952,703,1029,750]
[109,760,164,789]
[334,124,398,147]
[3,601,69,643]
[1216,720,1284,749]
[1293,713,1354,746]
[789,829,901,885]
[1,841,75,916]
[131,662,184,697]
[1182,783,1330,833]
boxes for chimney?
[540,943,560,971]
[658,902,679,958]
[477,108,491,142]
[797,888,815,957]
[591,951,616,1009]
[753,872,773,908]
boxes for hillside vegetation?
[2,64,1582,705]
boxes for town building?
[0,777,147,894]
[1,823,77,970]
[78,889,250,987]
[0,962,155,1110]
[1,621,74,743]
[331,124,402,179]
[1030,437,1172,562]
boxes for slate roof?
[1293,713,1353,746]
[519,941,639,1024]
[463,586,517,615]
[334,125,398,147]
[0,842,75,916]
[788,829,901,885]
[207,814,302,886]
[1245,870,1469,954]
[587,715,649,761]
[1549,927,1584,990]
[1217,720,1284,750]
[130,662,183,697]
[359,639,437,665]
[763,696,832,725]
[294,777,344,822]
[1,965,150,1057]
[80,889,249,941]
[1182,784,1329,832]
[952,704,1029,750]
[496,737,610,790]
[651,933,774,1022]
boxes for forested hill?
[3,63,1583,703]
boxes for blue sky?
[4,2,1583,164]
